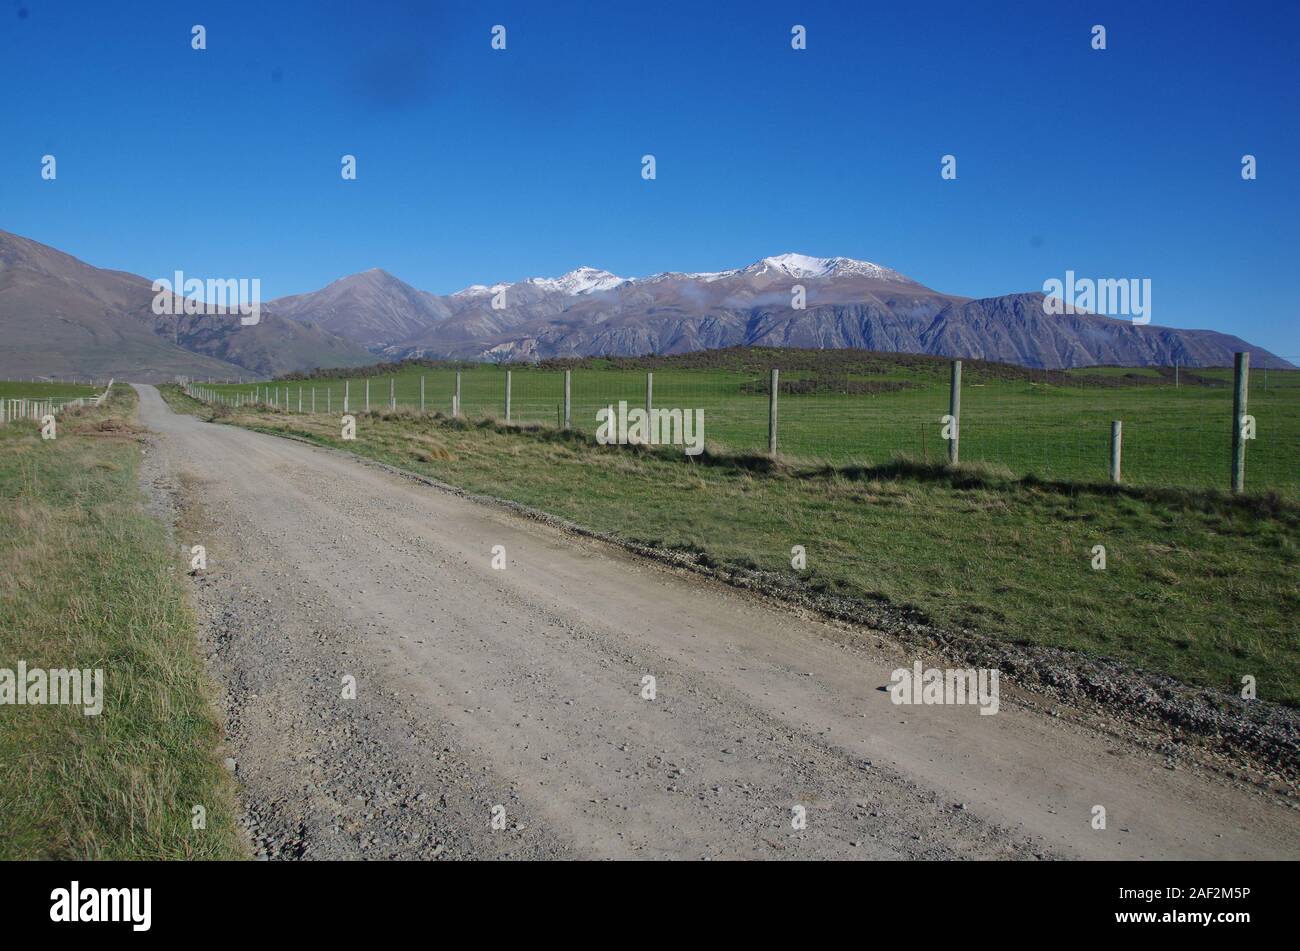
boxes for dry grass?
[0,386,244,859]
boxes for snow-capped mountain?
[255,251,1292,370]
[664,253,914,284]
[3,229,1290,379]
[739,253,916,283]
[527,266,627,295]
[454,255,912,293]
[454,266,626,298]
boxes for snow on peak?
[451,282,509,298]
[452,255,910,297]
[651,253,912,284]
[750,253,838,277]
[527,267,626,295]
[454,267,625,297]
[744,253,910,282]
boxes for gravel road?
[132,384,1298,860]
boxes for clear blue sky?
[3,0,1297,356]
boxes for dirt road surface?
[131,384,1299,860]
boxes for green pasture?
[204,357,1300,496]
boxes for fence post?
[390,378,395,410]
[365,379,370,413]
[298,386,303,413]
[455,372,462,418]
[948,359,962,465]
[312,388,316,413]
[1110,420,1122,483]
[1231,351,1249,494]
[563,370,571,429]
[505,370,512,422]
[420,376,425,413]
[768,368,779,455]
[646,371,653,415]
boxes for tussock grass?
[0,386,244,859]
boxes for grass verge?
[0,385,244,859]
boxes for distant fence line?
[1,379,112,427]
[182,357,1297,497]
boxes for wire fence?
[0,380,113,426]
[188,358,1300,497]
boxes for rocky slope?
[0,229,372,381]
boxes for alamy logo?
[0,659,102,711]
[596,401,704,456]
[0,662,103,715]
[888,662,1000,715]
[1042,270,1151,325]
[151,270,261,325]
[50,882,151,931]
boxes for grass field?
[0,380,100,401]
[201,350,1300,497]
[165,383,1300,708]
[0,385,244,859]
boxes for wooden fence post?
[505,370,512,422]
[1110,420,1122,483]
[455,372,462,417]
[344,380,349,413]
[563,370,571,428]
[420,376,425,413]
[1231,351,1249,493]
[768,368,779,455]
[390,378,396,410]
[646,371,653,415]
[948,359,962,465]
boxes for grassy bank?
[0,385,244,859]
[164,386,1299,707]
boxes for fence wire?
[196,358,1300,497]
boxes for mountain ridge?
[265,252,1290,370]
[1,229,1292,377]
[0,229,374,381]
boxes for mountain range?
[1,230,1291,382]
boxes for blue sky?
[2,0,1297,356]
